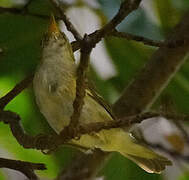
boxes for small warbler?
[33,16,172,173]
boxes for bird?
[33,15,172,174]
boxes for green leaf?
[0,14,48,76]
[105,37,154,91]
[0,171,5,180]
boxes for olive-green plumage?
[33,16,172,173]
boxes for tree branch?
[1,109,189,179]
[70,0,142,50]
[50,0,82,41]
[0,157,46,180]
[0,75,34,109]
[109,29,165,47]
[113,10,189,118]
[65,9,189,180]
[1,1,189,179]
[0,0,149,118]
[65,36,92,131]
[89,0,142,45]
[2,109,175,151]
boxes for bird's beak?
[48,14,60,38]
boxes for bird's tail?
[98,129,172,174]
[125,153,172,173]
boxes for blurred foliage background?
[0,0,189,179]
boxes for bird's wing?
[86,84,115,120]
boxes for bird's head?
[41,14,74,62]
[42,15,69,50]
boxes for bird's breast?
[33,57,77,132]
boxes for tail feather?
[97,129,172,174]
[125,154,172,174]
[72,128,172,173]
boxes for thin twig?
[68,35,92,131]
[67,0,142,53]
[71,41,80,52]
[0,157,46,180]
[88,0,142,46]
[73,112,189,137]
[50,0,82,41]
[110,30,165,47]
[0,110,42,149]
[109,29,186,48]
[0,75,34,109]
